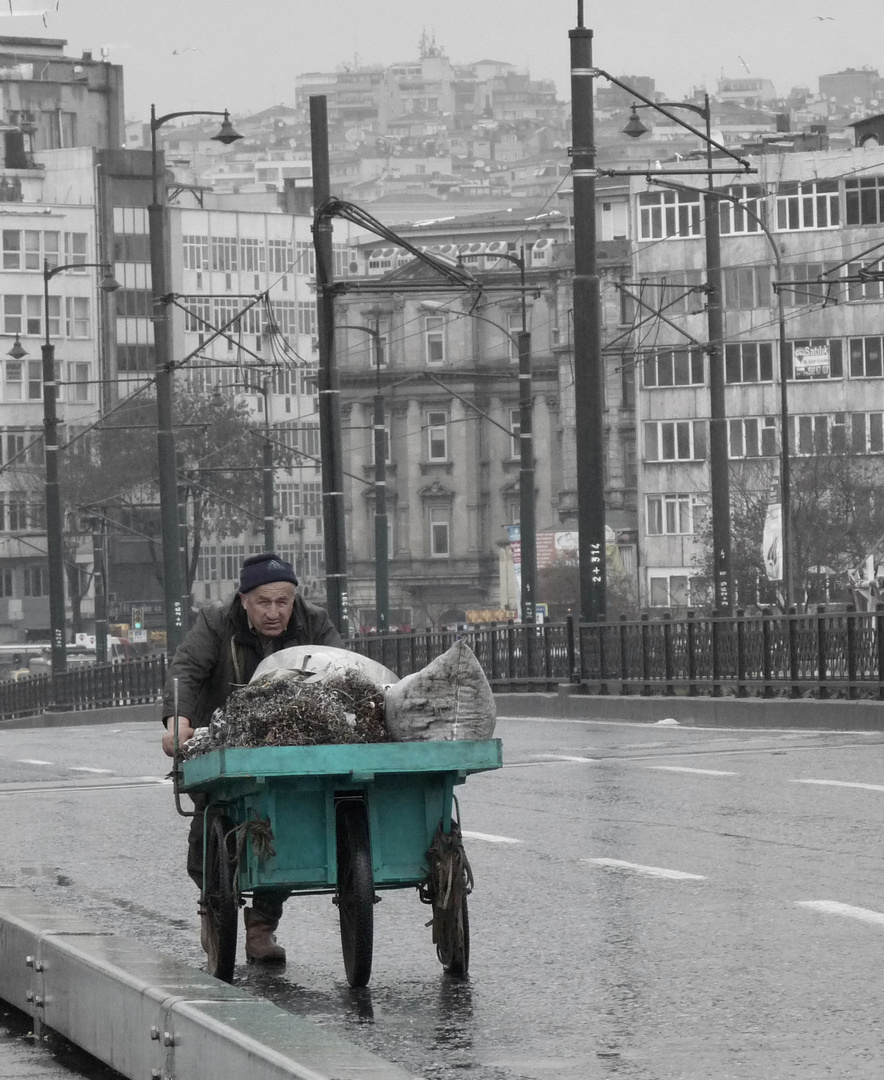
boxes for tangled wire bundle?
[182,670,390,758]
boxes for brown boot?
[244,907,286,964]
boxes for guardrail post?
[788,605,800,699]
[761,608,773,698]
[686,609,697,696]
[641,613,651,696]
[817,604,828,700]
[711,609,721,698]
[662,612,674,696]
[597,616,608,695]
[877,603,884,701]
[735,608,747,698]
[620,614,630,695]
[506,619,516,681]
[565,614,577,684]
[845,604,857,700]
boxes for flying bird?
[738,55,750,74]
[812,14,834,19]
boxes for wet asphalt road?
[1,714,883,1079]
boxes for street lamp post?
[41,259,119,675]
[339,323,389,633]
[148,104,242,655]
[624,94,733,612]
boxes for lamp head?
[212,110,243,146]
[623,105,650,139]
[99,268,121,293]
[7,333,25,359]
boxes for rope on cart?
[420,820,473,960]
[234,815,276,866]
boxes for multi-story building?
[626,145,884,609]
[334,202,636,628]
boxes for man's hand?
[162,716,195,757]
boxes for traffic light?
[132,607,144,631]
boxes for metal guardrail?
[1,606,882,720]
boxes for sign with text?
[793,343,829,379]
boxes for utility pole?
[570,3,606,622]
[700,93,733,613]
[262,376,275,551]
[311,95,349,635]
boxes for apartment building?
[628,146,884,609]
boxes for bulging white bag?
[384,639,496,741]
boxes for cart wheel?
[204,813,238,983]
[435,890,470,977]
[335,802,374,988]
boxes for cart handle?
[170,677,194,818]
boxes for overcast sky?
[6,1,882,123]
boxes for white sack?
[251,644,398,687]
[384,639,496,741]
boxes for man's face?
[240,582,296,637]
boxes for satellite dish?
[872,99,880,107]
[473,159,485,168]
[854,96,863,104]
[345,128,362,144]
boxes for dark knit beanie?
[239,552,298,593]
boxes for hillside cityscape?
[0,30,881,660]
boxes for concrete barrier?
[495,689,884,730]
[0,887,418,1080]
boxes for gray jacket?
[161,593,343,726]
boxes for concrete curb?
[0,887,418,1080]
[495,689,884,730]
[0,701,160,730]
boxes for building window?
[718,185,766,235]
[25,362,41,400]
[295,240,315,276]
[649,572,691,608]
[725,342,774,383]
[793,413,837,456]
[506,310,522,361]
[646,493,705,535]
[429,507,450,557]
[269,299,296,336]
[424,316,446,364]
[183,296,211,334]
[268,239,294,274]
[297,301,317,337]
[729,416,778,458]
[642,347,704,388]
[852,412,884,453]
[778,262,839,307]
[0,567,12,596]
[4,295,43,336]
[644,420,706,462]
[775,180,839,231]
[196,544,218,582]
[303,482,322,520]
[426,411,449,460]
[211,236,238,272]
[638,189,702,240]
[116,289,151,319]
[509,408,521,458]
[639,271,705,316]
[721,265,772,309]
[784,338,843,380]
[848,336,884,378]
[845,177,884,226]
[240,237,266,273]
[68,362,90,403]
[183,235,209,270]
[2,229,61,270]
[23,564,48,596]
[845,262,884,302]
[65,297,91,338]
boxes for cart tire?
[336,802,374,987]
[204,813,238,983]
[436,890,470,977]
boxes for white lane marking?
[462,830,522,845]
[791,779,884,793]
[69,767,114,774]
[138,776,172,784]
[796,901,884,926]
[16,758,53,765]
[587,858,706,880]
[535,753,599,763]
[647,765,737,776]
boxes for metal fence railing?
[1,606,882,720]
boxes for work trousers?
[188,793,289,924]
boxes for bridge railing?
[1,606,881,720]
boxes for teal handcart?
[176,739,503,986]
